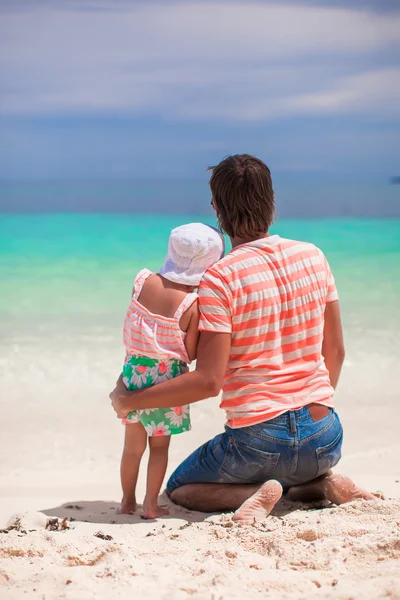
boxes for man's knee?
[168,486,182,504]
[168,484,198,509]
[168,485,188,506]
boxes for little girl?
[119,223,224,519]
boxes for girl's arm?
[184,301,200,361]
[110,331,231,418]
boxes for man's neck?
[230,232,270,249]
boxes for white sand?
[1,355,400,599]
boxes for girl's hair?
[208,154,275,239]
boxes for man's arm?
[322,300,345,389]
[110,331,231,418]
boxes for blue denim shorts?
[167,406,343,492]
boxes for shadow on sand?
[40,494,330,526]
[40,495,209,526]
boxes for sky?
[0,0,400,182]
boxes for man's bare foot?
[142,498,170,520]
[233,480,283,524]
[286,472,332,503]
[118,500,137,514]
[322,474,375,505]
[286,472,376,506]
[287,473,375,506]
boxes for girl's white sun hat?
[159,223,225,286]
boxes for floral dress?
[122,355,191,435]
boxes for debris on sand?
[0,517,27,535]
[45,517,71,531]
[94,531,113,541]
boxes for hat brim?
[158,265,202,286]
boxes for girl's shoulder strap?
[174,292,198,321]
[132,268,152,299]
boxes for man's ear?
[211,199,220,217]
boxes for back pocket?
[315,430,343,478]
[219,437,280,484]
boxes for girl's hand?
[109,374,132,419]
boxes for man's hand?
[109,374,133,419]
[109,332,230,414]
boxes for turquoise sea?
[0,211,400,456]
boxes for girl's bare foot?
[233,480,283,524]
[142,498,170,520]
[118,500,137,514]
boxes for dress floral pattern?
[122,355,191,436]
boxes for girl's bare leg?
[120,423,147,514]
[143,435,171,519]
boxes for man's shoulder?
[277,236,325,259]
[203,252,234,278]
[199,255,235,294]
[201,236,325,285]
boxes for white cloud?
[225,68,400,120]
[286,68,400,114]
[0,2,399,119]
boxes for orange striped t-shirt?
[198,235,338,428]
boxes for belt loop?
[289,411,297,434]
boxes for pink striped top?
[123,269,198,363]
[198,236,338,428]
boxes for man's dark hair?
[208,154,275,239]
